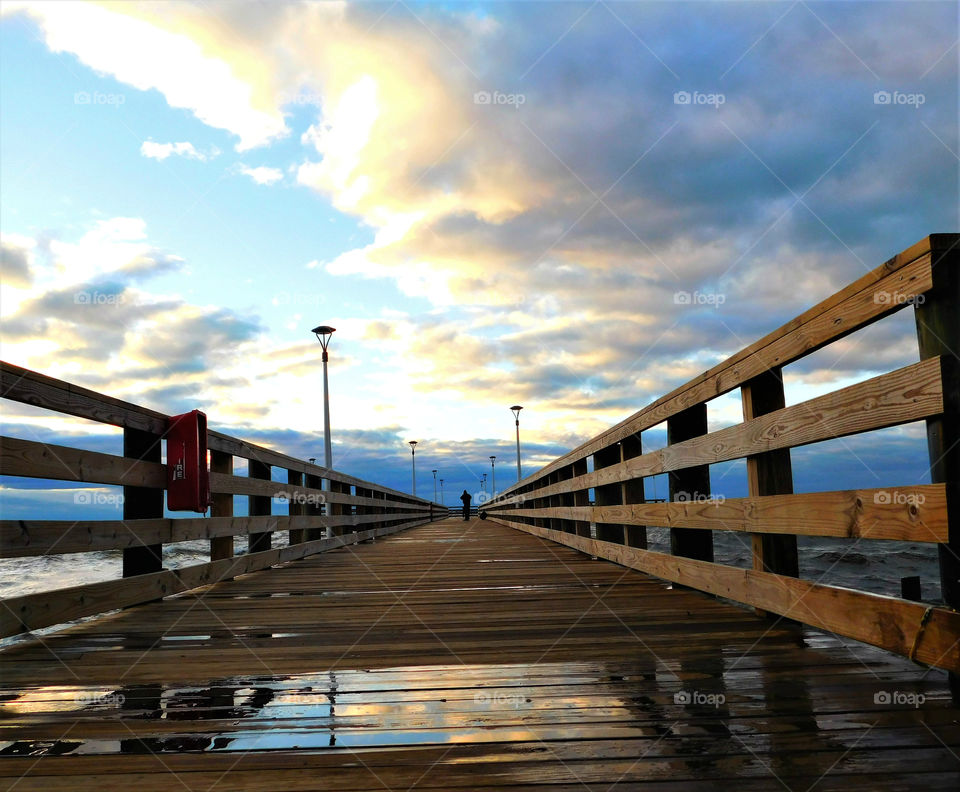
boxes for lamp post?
[311,325,336,472]
[408,441,418,496]
[439,478,444,505]
[510,405,523,482]
[489,456,496,497]
[432,469,438,503]
[481,473,487,494]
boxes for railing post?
[248,460,272,552]
[288,469,304,545]
[304,470,324,541]
[210,450,234,562]
[594,444,624,543]
[622,434,646,548]
[122,427,163,577]
[741,367,798,579]
[914,240,959,698]
[667,404,714,562]
[572,459,590,536]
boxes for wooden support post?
[210,450,234,562]
[667,404,714,562]
[557,465,575,534]
[288,469,304,546]
[572,458,590,536]
[914,240,959,699]
[304,472,324,541]
[248,460,272,553]
[622,434,647,548]
[741,367,798,578]
[594,444,624,543]
[122,427,163,578]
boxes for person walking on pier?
[460,489,472,521]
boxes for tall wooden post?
[594,444,624,543]
[248,460,272,553]
[288,469,304,546]
[572,458,590,537]
[914,239,959,698]
[622,434,646,548]
[122,427,163,577]
[741,367,798,577]
[304,472,324,541]
[667,404,713,562]
[210,450,233,562]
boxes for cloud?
[5,0,288,150]
[140,140,213,161]
[237,164,283,185]
[1,234,35,287]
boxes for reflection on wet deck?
[1,518,957,789]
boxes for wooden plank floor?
[1,517,958,790]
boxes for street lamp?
[510,405,523,482]
[311,325,336,472]
[408,441,418,495]
[432,469,438,503]
[481,473,487,493]
[489,456,496,496]
[439,478,444,505]
[308,458,316,464]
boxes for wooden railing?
[0,364,447,637]
[485,234,960,676]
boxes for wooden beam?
[501,484,948,543]
[741,366,798,586]
[914,241,960,699]
[121,427,163,578]
[668,403,713,562]
[0,436,165,487]
[621,434,646,548]
[247,460,271,553]
[495,519,960,672]
[209,450,233,563]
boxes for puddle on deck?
[1,658,951,758]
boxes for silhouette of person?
[460,489,472,521]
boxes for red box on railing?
[166,410,211,512]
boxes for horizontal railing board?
[0,511,436,557]
[207,472,432,510]
[498,235,951,496]
[491,484,947,543]
[494,357,944,504]
[492,517,960,672]
[0,517,432,637]
[0,362,433,508]
[0,436,166,488]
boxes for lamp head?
[510,405,523,421]
[311,325,336,360]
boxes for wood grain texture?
[493,518,960,672]
[0,518,956,790]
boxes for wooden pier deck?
[2,517,958,791]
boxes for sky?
[0,0,957,518]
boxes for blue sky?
[0,0,956,514]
